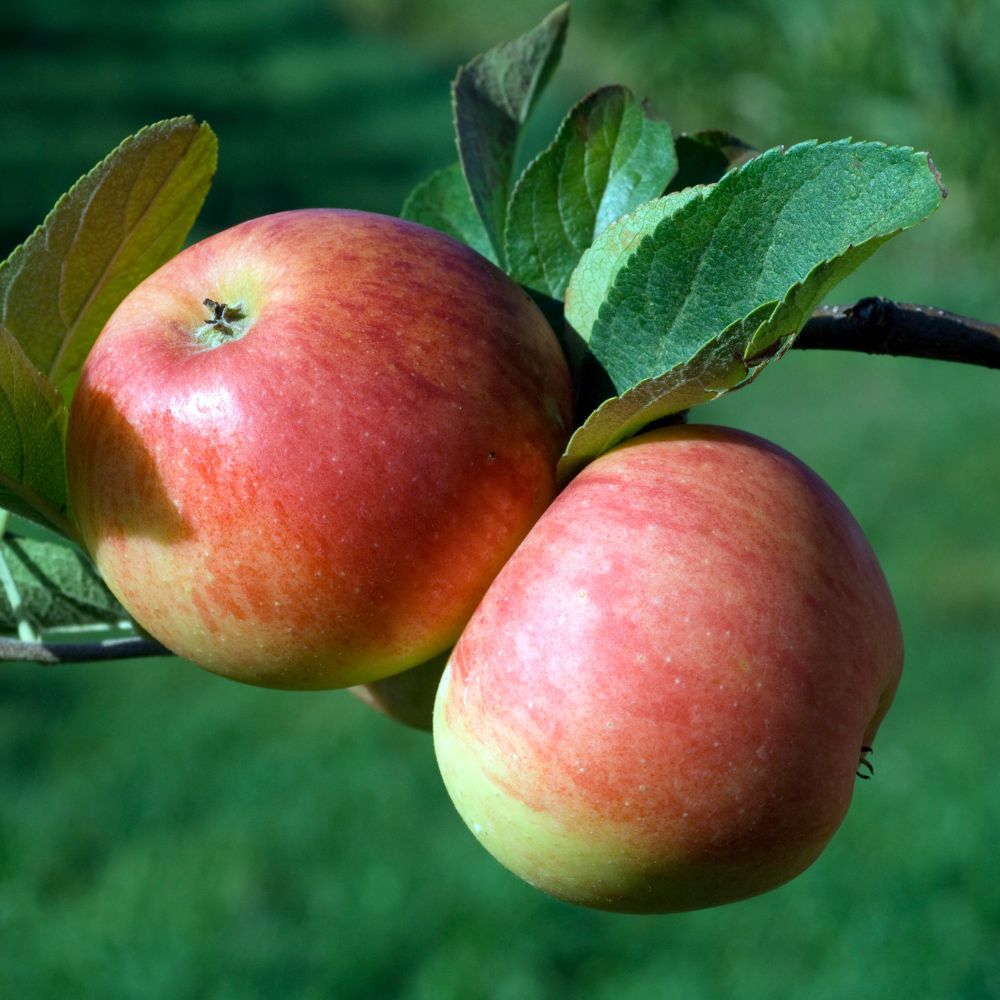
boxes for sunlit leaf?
[505,85,677,298]
[564,186,708,345]
[453,4,569,263]
[0,116,217,404]
[0,521,125,632]
[560,140,946,476]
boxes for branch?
[796,298,1000,368]
[0,634,171,665]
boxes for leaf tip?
[546,2,571,31]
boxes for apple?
[434,424,903,913]
[349,650,448,732]
[66,209,573,689]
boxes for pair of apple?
[67,209,903,913]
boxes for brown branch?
[796,298,1000,369]
[0,634,171,665]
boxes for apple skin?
[66,209,572,689]
[434,424,903,913]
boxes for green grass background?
[2,1,999,996]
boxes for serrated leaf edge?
[560,140,946,478]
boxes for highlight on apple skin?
[66,209,573,690]
[434,424,904,913]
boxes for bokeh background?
[2,1,999,996]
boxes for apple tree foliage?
[0,4,988,652]
[0,119,217,640]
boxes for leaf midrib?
[48,127,199,389]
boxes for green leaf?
[0,324,73,539]
[666,130,757,193]
[505,86,677,299]
[564,186,709,348]
[0,116,217,405]
[401,162,496,263]
[559,140,946,477]
[557,330,753,484]
[0,528,126,632]
[453,4,569,264]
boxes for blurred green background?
[2,1,998,996]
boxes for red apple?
[66,209,572,689]
[434,424,903,913]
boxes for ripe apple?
[434,424,903,913]
[66,209,572,689]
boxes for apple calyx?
[196,298,251,346]
[856,745,875,780]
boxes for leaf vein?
[49,127,200,385]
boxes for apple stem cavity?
[196,298,251,346]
